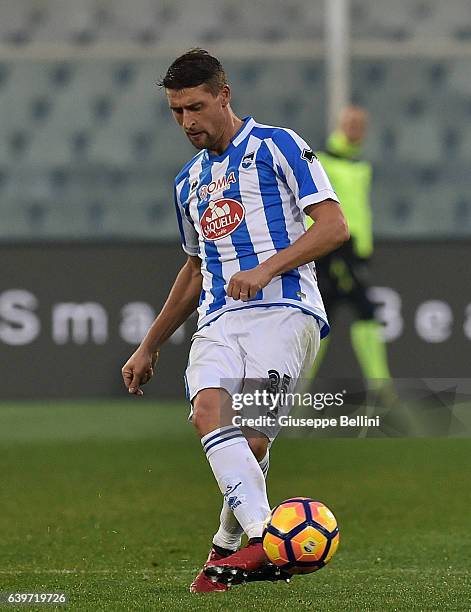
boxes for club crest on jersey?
[201,198,245,241]
[242,151,255,169]
[199,171,236,199]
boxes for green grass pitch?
[0,400,470,611]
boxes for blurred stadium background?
[2,0,471,239]
[1,0,470,396]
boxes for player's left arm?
[227,200,348,300]
[227,128,349,301]
[269,198,349,268]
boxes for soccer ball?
[262,498,339,574]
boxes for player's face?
[166,85,230,151]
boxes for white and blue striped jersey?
[174,116,339,338]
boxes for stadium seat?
[1,0,470,47]
[352,0,471,41]
[32,0,100,45]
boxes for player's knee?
[247,435,269,462]
[191,401,214,436]
[191,390,228,437]
[192,388,236,437]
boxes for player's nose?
[182,111,196,131]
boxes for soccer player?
[121,49,349,593]
[305,106,392,388]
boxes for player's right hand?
[121,347,159,396]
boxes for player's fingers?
[239,283,250,301]
[233,285,243,300]
[248,284,260,299]
[122,368,133,388]
[230,280,242,300]
[141,368,153,385]
[128,372,142,394]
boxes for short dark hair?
[158,48,227,95]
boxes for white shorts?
[185,306,321,441]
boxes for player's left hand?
[227,266,273,301]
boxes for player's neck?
[209,112,244,157]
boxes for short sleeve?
[270,128,339,212]
[174,180,199,256]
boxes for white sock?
[212,450,270,551]
[202,426,271,541]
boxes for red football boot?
[190,545,235,593]
[204,538,269,585]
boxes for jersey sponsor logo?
[201,198,245,241]
[301,148,317,163]
[199,171,236,199]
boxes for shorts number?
[267,369,291,415]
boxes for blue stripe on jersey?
[225,144,262,300]
[256,142,302,301]
[173,184,186,248]
[276,162,287,185]
[251,125,289,188]
[272,129,319,198]
[175,150,205,188]
[197,162,226,315]
[176,150,207,218]
[251,126,279,140]
[179,177,191,216]
[256,142,290,249]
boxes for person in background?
[306,105,392,388]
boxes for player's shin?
[202,427,271,540]
[212,450,269,550]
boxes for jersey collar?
[232,116,255,147]
[205,116,254,162]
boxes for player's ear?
[219,84,231,108]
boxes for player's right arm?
[121,254,202,395]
